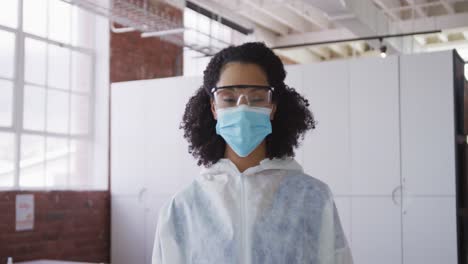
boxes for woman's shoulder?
[157,178,205,216]
[282,171,334,201]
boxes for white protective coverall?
[152,156,354,264]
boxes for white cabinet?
[400,51,458,264]
[299,58,402,264]
[301,60,352,196]
[298,52,458,264]
[349,56,401,196]
[111,77,202,264]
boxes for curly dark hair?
[180,42,316,167]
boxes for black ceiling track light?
[379,37,387,58]
[270,29,442,51]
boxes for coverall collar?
[200,156,303,177]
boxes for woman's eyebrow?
[246,87,268,93]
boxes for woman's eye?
[222,98,236,103]
[251,98,265,103]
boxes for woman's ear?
[270,104,277,120]
[211,99,217,120]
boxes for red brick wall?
[110,31,183,82]
[110,1,184,82]
[0,191,110,263]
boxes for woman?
[152,42,353,264]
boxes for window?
[183,7,247,76]
[0,0,107,190]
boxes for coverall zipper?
[240,172,248,264]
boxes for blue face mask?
[215,105,273,157]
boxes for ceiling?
[182,0,468,63]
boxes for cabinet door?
[402,196,457,264]
[144,193,173,264]
[111,83,148,196]
[334,196,352,247]
[111,196,146,264]
[301,60,352,195]
[351,196,402,264]
[400,52,456,196]
[285,64,305,165]
[349,56,401,196]
[143,77,201,196]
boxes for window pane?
[71,94,89,135]
[198,32,210,47]
[0,132,15,187]
[48,44,70,90]
[222,25,231,43]
[184,8,196,28]
[71,6,95,49]
[25,38,47,85]
[0,0,18,28]
[70,139,90,187]
[23,85,46,131]
[211,20,222,42]
[48,0,71,44]
[0,30,15,79]
[198,14,210,35]
[71,51,91,93]
[20,134,45,187]
[0,80,13,127]
[46,89,69,133]
[184,28,197,45]
[46,137,69,187]
[23,0,48,38]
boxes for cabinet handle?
[392,185,403,206]
[138,187,148,203]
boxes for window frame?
[0,0,97,190]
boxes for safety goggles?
[211,85,275,109]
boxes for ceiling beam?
[413,35,427,45]
[406,0,427,17]
[329,44,349,57]
[274,48,322,63]
[440,0,455,14]
[284,1,330,30]
[390,12,468,33]
[422,38,468,51]
[438,32,449,42]
[372,0,401,21]
[350,41,366,53]
[188,0,255,32]
[463,31,468,40]
[257,4,317,33]
[307,46,331,59]
[273,28,355,47]
[237,5,290,35]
